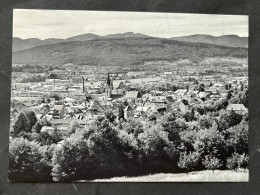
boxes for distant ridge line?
[13,32,248,52]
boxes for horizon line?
[13,32,248,41]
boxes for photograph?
[9,9,248,182]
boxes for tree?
[28,111,38,131]
[67,120,80,135]
[13,112,27,136]
[192,124,226,163]
[138,124,179,172]
[51,135,91,181]
[120,118,143,137]
[225,83,229,90]
[183,108,195,122]
[226,90,232,100]
[9,137,52,181]
[48,73,58,79]
[218,110,243,131]
[214,99,228,111]
[198,115,212,129]
[50,94,62,101]
[224,120,248,155]
[105,110,116,123]
[12,110,37,136]
[33,120,43,133]
[239,88,248,108]
[118,104,125,121]
[198,83,205,92]
[158,112,184,146]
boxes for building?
[105,73,113,100]
[226,104,248,114]
[178,99,191,113]
[124,91,141,104]
[124,105,134,119]
[49,105,67,119]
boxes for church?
[104,73,123,101]
[105,73,113,100]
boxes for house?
[143,103,157,112]
[49,105,67,119]
[82,110,105,121]
[22,101,35,107]
[124,91,141,104]
[49,118,73,127]
[74,93,86,100]
[124,105,134,119]
[226,104,248,114]
[41,105,50,114]
[40,126,56,135]
[178,99,191,113]
[36,114,44,120]
[113,80,125,90]
[150,96,167,108]
[175,89,188,99]
[125,91,140,98]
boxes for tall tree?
[198,83,205,92]
[118,104,125,121]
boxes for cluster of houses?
[11,58,249,137]
[10,71,248,138]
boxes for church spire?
[107,73,111,86]
[106,72,113,89]
[105,72,113,100]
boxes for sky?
[13,9,248,40]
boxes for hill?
[12,32,150,52]
[170,34,248,48]
[12,37,247,66]
[12,37,63,52]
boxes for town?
[9,9,249,183]
[10,57,248,140]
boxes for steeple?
[105,73,113,100]
[106,73,113,89]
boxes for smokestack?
[82,77,84,93]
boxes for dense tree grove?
[9,90,248,181]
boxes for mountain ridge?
[13,32,248,52]
[170,34,248,48]
[12,37,247,67]
[12,32,150,52]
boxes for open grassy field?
[92,170,249,182]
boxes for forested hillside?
[12,37,247,66]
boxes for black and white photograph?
[9,9,248,182]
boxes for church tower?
[105,73,113,100]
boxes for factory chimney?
[82,77,84,93]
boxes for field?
[92,170,249,182]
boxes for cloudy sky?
[13,9,248,40]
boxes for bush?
[202,155,223,171]
[238,153,249,169]
[226,152,249,170]
[178,151,201,172]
